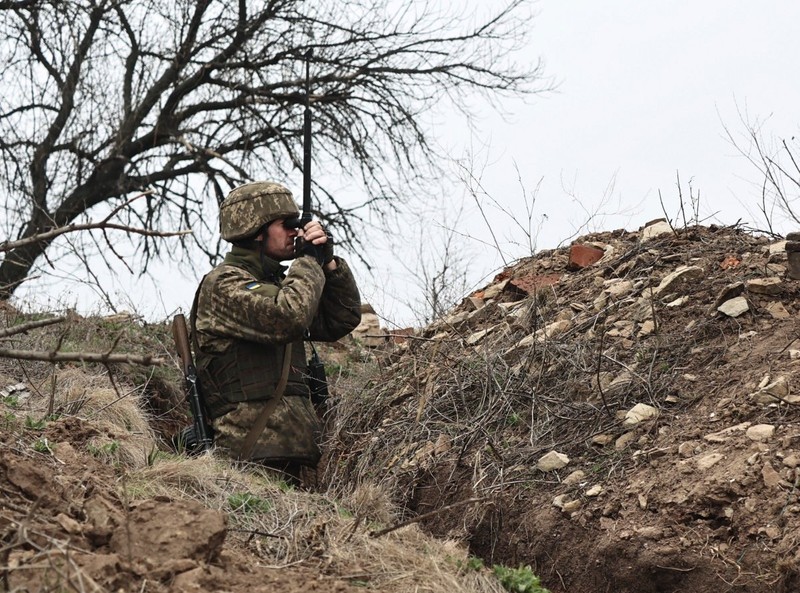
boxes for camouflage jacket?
[192,247,361,418]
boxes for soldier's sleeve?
[308,257,362,342]
[199,256,326,346]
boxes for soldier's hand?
[298,221,328,265]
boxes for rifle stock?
[172,314,213,452]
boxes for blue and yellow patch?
[245,281,262,290]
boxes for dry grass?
[0,358,508,593]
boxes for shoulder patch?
[245,281,262,290]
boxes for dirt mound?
[325,222,800,593]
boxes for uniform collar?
[224,246,287,281]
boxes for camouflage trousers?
[213,395,321,466]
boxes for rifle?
[172,314,213,452]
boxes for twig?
[0,348,165,366]
[0,316,66,338]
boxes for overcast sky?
[15,0,800,326]
[356,0,800,324]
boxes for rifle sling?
[237,342,293,461]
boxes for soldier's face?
[260,218,298,260]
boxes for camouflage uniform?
[191,182,361,466]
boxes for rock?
[552,494,569,509]
[568,243,605,270]
[665,296,689,308]
[704,422,752,443]
[746,424,776,442]
[623,403,659,427]
[788,251,800,280]
[766,302,791,319]
[585,484,603,497]
[641,220,673,241]
[483,279,509,300]
[717,296,749,317]
[746,277,782,295]
[762,464,783,489]
[653,266,704,297]
[696,453,724,471]
[591,434,613,446]
[561,499,582,514]
[783,455,800,468]
[465,327,492,345]
[352,304,385,347]
[638,320,656,337]
[615,431,637,450]
[563,470,586,485]
[678,442,698,457]
[770,240,788,254]
[605,279,635,297]
[536,451,570,472]
[713,282,745,309]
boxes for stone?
[562,499,582,514]
[696,453,724,471]
[746,424,776,442]
[536,451,570,472]
[605,279,635,297]
[552,494,569,509]
[638,320,656,337]
[665,296,688,308]
[615,432,637,450]
[789,251,800,280]
[623,403,659,427]
[770,240,788,254]
[568,243,605,270]
[678,442,697,457]
[653,266,704,297]
[563,470,586,485]
[746,277,782,295]
[717,296,749,317]
[483,279,509,300]
[641,220,673,241]
[704,422,752,443]
[465,327,492,345]
[713,282,745,309]
[766,302,791,319]
[585,484,603,497]
[762,464,783,489]
[591,434,613,447]
[352,304,384,347]
[786,232,800,242]
[783,455,800,468]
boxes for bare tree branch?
[0,316,66,338]
[0,348,165,366]
[0,0,545,299]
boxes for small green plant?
[456,555,485,573]
[506,411,522,427]
[24,416,46,430]
[87,440,120,457]
[3,395,19,408]
[227,492,273,514]
[493,565,550,593]
[32,438,53,454]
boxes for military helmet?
[219,181,299,242]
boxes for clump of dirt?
[325,223,800,593]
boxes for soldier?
[191,181,361,481]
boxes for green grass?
[227,492,273,514]
[493,565,550,593]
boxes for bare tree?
[0,0,543,299]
